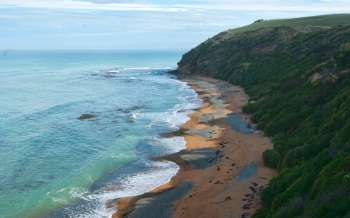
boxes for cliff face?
[178,14,350,218]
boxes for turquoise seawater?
[0,50,201,218]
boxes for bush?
[263,149,281,169]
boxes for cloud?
[0,0,349,13]
[0,0,190,12]
[195,0,350,13]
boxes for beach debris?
[78,114,96,120]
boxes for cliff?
[177,14,350,218]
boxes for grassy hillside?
[178,14,350,218]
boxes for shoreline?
[113,75,276,218]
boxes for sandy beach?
[113,75,276,218]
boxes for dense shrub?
[263,149,281,169]
[178,15,350,217]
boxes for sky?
[0,0,349,50]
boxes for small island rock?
[78,114,96,120]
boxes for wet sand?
[113,75,276,218]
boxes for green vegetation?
[178,14,350,218]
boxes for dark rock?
[241,213,249,218]
[249,186,257,192]
[224,196,232,201]
[243,204,252,209]
[208,158,215,163]
[78,114,96,120]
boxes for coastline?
[113,75,276,218]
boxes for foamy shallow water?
[0,50,202,218]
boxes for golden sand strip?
[113,76,276,218]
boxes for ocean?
[0,50,201,218]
